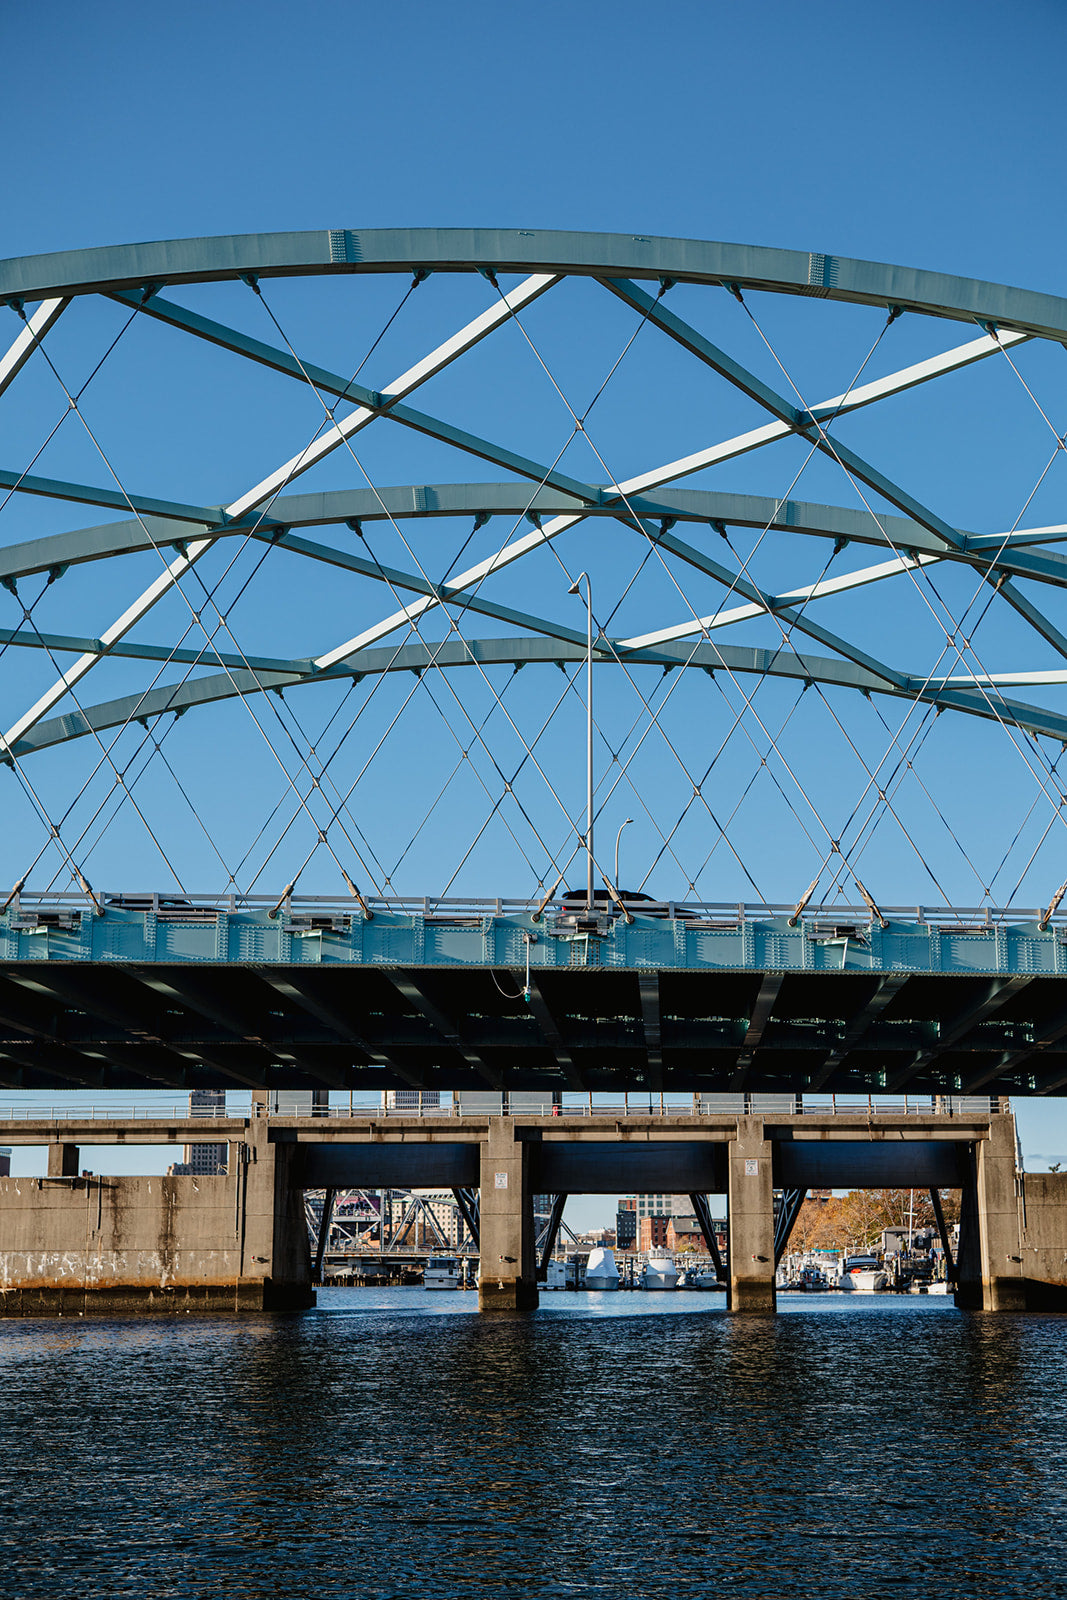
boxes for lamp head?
[567,580,581,595]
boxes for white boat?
[423,1256,461,1290]
[544,1258,577,1289]
[584,1246,620,1290]
[642,1247,678,1290]
[799,1263,830,1292]
[838,1254,888,1293]
[680,1267,723,1291]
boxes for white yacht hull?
[424,1258,461,1290]
[839,1270,887,1293]
[643,1248,675,1286]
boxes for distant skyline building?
[0,1147,10,1179]
[169,1089,227,1176]
[385,1090,441,1112]
[627,1194,691,1219]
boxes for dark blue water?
[2,1290,1065,1598]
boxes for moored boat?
[423,1256,461,1290]
[680,1266,723,1290]
[837,1254,888,1292]
[642,1247,679,1290]
[799,1263,829,1292]
[584,1246,620,1290]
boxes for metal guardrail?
[0,1095,1003,1123]
[0,889,1062,928]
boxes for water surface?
[2,1289,1064,1598]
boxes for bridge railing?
[1,889,1062,928]
[0,1095,1003,1123]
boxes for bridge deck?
[0,901,1064,1096]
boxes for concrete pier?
[47,1142,80,1178]
[726,1117,776,1312]
[479,1116,538,1312]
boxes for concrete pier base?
[727,1117,776,1312]
[478,1116,538,1312]
[956,1114,1026,1312]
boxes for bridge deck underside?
[0,963,1062,1097]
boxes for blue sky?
[2,0,1067,1203]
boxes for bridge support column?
[956,1115,1025,1312]
[239,1122,315,1311]
[478,1117,538,1312]
[727,1117,776,1313]
[47,1142,79,1177]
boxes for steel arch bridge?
[3,229,1067,1098]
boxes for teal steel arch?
[5,227,1067,340]
[12,637,1067,762]
[2,228,1067,907]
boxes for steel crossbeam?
[0,299,69,396]
[310,313,1033,671]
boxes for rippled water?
[2,1290,1065,1598]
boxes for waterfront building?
[638,1215,670,1251]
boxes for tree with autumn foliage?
[788,1189,960,1255]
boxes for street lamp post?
[615,817,633,891]
[568,572,594,914]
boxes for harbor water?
[2,1291,1065,1598]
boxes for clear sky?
[3,0,1067,1217]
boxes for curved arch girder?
[12,637,1067,760]
[4,228,1067,343]
[4,486,1066,592]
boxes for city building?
[261,1090,330,1116]
[638,1216,670,1251]
[0,1147,10,1178]
[626,1193,692,1220]
[616,1201,637,1252]
[384,1090,441,1112]
[666,1216,707,1253]
[169,1089,227,1176]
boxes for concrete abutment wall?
[956,1117,1067,1312]
[0,1123,313,1316]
